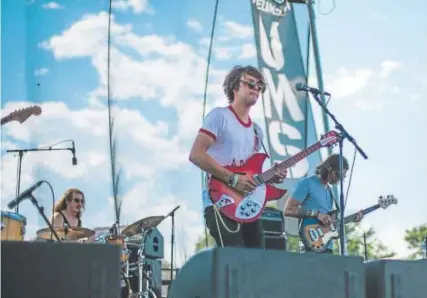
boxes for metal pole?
[306,0,346,255]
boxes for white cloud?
[42,2,64,9]
[223,21,253,39]
[119,182,204,266]
[380,60,401,78]
[326,68,373,98]
[213,47,234,61]
[187,19,203,33]
[112,0,153,14]
[34,68,49,76]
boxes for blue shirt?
[290,175,336,250]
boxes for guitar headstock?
[378,195,398,209]
[4,105,42,124]
[319,131,340,148]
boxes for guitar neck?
[1,115,12,125]
[343,204,381,224]
[260,142,322,183]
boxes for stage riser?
[1,241,121,298]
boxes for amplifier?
[260,207,284,235]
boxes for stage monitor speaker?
[1,241,121,298]
[127,227,164,259]
[364,259,427,298]
[168,247,365,298]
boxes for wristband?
[306,209,319,217]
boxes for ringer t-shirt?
[199,105,264,209]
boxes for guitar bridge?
[252,174,264,186]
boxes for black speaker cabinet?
[169,247,366,298]
[1,241,121,298]
[365,259,427,298]
[265,233,287,250]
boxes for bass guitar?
[1,105,42,126]
[208,130,340,223]
[299,195,398,253]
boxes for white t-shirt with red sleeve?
[199,105,264,209]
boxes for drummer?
[52,188,85,229]
[50,188,95,242]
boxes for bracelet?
[231,174,239,188]
[228,174,236,187]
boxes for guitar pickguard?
[234,184,267,221]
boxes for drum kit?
[1,209,166,298]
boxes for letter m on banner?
[250,0,323,216]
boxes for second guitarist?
[189,65,287,249]
[283,154,364,254]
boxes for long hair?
[53,188,85,219]
[223,65,265,103]
[315,154,349,180]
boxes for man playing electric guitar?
[189,65,288,249]
[283,154,363,254]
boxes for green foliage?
[404,224,427,259]
[333,223,396,259]
[194,233,216,252]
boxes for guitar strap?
[327,185,340,213]
[253,124,269,157]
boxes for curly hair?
[315,154,349,178]
[53,188,85,219]
[223,65,265,103]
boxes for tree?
[404,224,427,259]
[333,223,396,259]
[194,233,216,253]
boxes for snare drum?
[1,210,27,241]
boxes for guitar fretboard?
[260,142,322,183]
[343,204,381,224]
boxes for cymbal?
[121,215,165,237]
[36,227,95,240]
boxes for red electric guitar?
[208,131,340,223]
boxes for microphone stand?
[310,92,368,256]
[29,193,61,242]
[165,205,180,290]
[6,146,74,214]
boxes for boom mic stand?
[29,193,62,242]
[165,205,180,290]
[309,91,368,256]
[6,145,75,214]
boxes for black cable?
[344,146,357,210]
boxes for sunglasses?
[72,198,84,204]
[240,79,266,93]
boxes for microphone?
[71,141,78,165]
[295,83,331,96]
[7,181,44,209]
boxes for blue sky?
[1,0,426,265]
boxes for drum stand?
[121,229,157,298]
[136,229,157,298]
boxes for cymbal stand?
[137,229,157,298]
